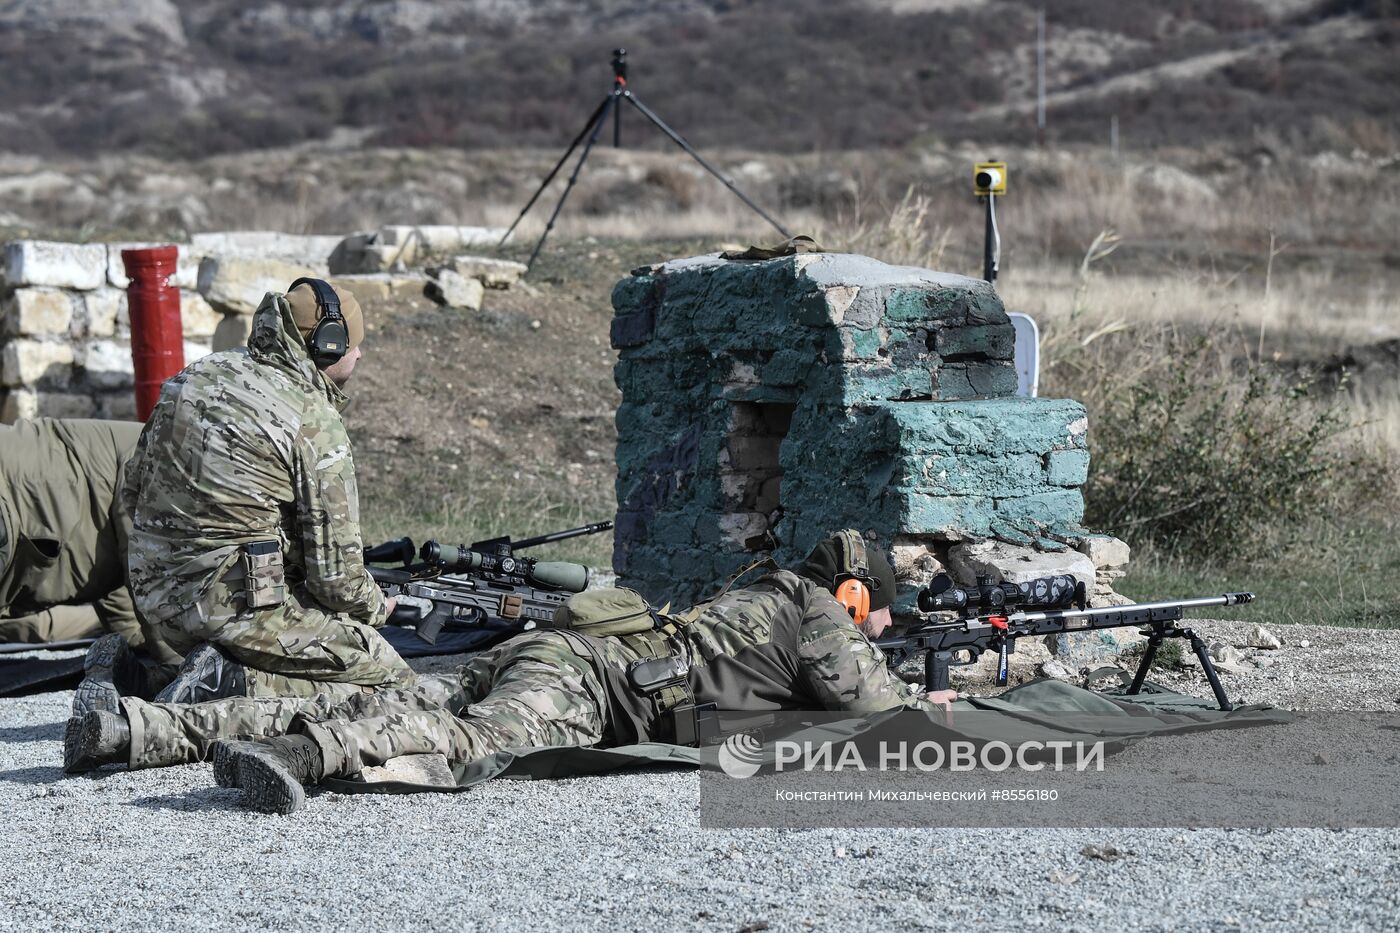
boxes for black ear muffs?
[291,277,349,368]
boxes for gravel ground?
[3,625,1399,932]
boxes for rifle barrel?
[1010,592,1254,624]
[511,520,615,551]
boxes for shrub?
[1046,326,1394,564]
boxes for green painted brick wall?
[610,252,1088,606]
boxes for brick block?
[80,340,135,388]
[3,241,107,290]
[2,340,74,386]
[83,288,126,338]
[180,290,221,337]
[934,324,1015,360]
[1046,448,1091,487]
[0,388,35,422]
[3,288,73,336]
[1076,534,1130,570]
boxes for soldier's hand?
[384,596,398,617]
[924,689,957,710]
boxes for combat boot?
[153,643,248,705]
[72,633,140,716]
[63,710,131,774]
[211,736,326,815]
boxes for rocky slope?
[1,0,1394,157]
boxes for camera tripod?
[500,49,791,272]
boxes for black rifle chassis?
[878,593,1255,711]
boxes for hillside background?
[1,0,1396,158]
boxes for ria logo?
[716,730,765,779]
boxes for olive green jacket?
[0,418,144,635]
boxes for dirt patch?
[348,237,716,565]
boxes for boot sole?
[211,742,241,788]
[233,751,306,815]
[71,635,128,717]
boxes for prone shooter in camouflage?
[112,280,412,707]
[65,531,957,814]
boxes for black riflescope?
[420,541,589,593]
[918,573,1085,614]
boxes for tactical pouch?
[240,540,287,610]
[550,587,657,637]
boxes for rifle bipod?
[1126,623,1233,711]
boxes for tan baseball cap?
[286,281,365,351]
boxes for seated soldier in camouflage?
[0,417,180,707]
[65,530,955,814]
[116,279,410,707]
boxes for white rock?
[425,269,484,311]
[0,388,35,422]
[1037,660,1076,681]
[1244,624,1282,650]
[106,243,198,289]
[717,512,769,547]
[947,539,1096,590]
[3,288,73,336]
[189,231,339,271]
[889,537,944,584]
[180,291,222,338]
[2,339,74,386]
[183,340,212,365]
[83,288,126,338]
[197,255,318,316]
[444,255,529,289]
[2,388,95,422]
[1075,535,1131,571]
[1298,639,1311,648]
[80,340,135,389]
[3,240,107,290]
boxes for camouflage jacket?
[0,418,143,617]
[674,569,930,713]
[569,569,930,743]
[123,292,385,627]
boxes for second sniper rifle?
[364,521,613,645]
[877,573,1256,711]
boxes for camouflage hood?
[247,292,349,413]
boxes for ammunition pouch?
[240,540,287,611]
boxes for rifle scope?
[918,572,1085,614]
[421,541,590,593]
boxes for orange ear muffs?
[835,577,870,625]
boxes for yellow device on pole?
[974,161,1007,196]
[975,161,1006,283]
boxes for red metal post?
[122,246,184,421]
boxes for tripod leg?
[614,97,621,147]
[524,94,616,272]
[1183,628,1233,712]
[499,95,613,245]
[623,91,791,239]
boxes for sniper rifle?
[876,572,1256,711]
[365,521,612,646]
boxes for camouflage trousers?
[156,589,414,700]
[123,631,609,777]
